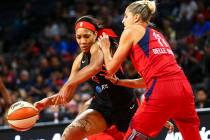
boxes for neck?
[135,21,147,28]
[124,22,147,30]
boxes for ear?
[134,14,141,23]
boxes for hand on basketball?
[98,32,111,52]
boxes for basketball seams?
[7,101,37,115]
[7,101,39,131]
[8,115,38,131]
[7,107,38,120]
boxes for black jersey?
[80,52,136,111]
[80,52,138,132]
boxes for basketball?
[7,101,39,131]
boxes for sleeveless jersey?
[130,27,185,85]
[80,52,135,110]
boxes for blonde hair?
[127,0,156,23]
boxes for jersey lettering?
[152,31,174,56]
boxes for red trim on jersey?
[98,28,118,38]
[75,21,96,31]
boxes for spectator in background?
[39,57,52,79]
[176,0,198,22]
[30,74,47,102]
[203,39,210,91]
[162,18,176,42]
[195,88,210,108]
[49,35,71,55]
[16,69,32,93]
[179,44,204,85]
[196,0,210,20]
[192,13,210,39]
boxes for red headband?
[75,21,96,31]
[97,28,118,38]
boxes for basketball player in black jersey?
[34,16,173,140]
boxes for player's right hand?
[34,98,49,112]
[98,32,111,52]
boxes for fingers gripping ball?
[7,101,39,131]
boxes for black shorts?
[88,96,138,132]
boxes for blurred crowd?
[0,0,210,126]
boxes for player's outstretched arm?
[0,77,12,106]
[34,44,103,111]
[103,74,146,88]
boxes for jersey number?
[153,32,169,48]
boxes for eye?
[76,36,81,39]
[84,34,91,38]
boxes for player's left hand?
[98,32,111,52]
[101,73,118,85]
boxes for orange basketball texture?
[7,101,39,131]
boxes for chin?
[83,49,90,53]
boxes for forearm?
[103,49,118,75]
[0,85,12,105]
[117,78,146,88]
[44,94,63,106]
[45,86,77,106]
[67,65,101,87]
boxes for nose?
[80,37,87,44]
[122,17,125,24]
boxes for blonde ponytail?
[146,0,156,14]
[127,0,156,23]
[135,0,156,14]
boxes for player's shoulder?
[75,52,83,62]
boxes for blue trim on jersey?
[145,79,157,101]
[137,27,150,57]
